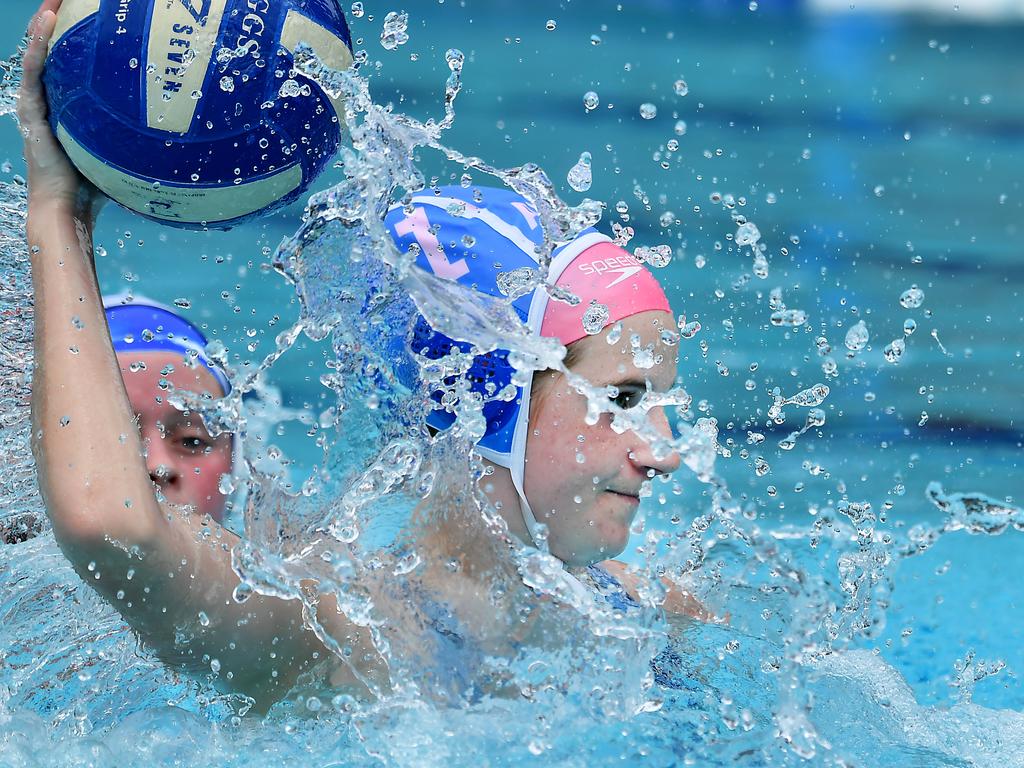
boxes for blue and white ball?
[44,0,353,229]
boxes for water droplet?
[232,582,254,603]
[198,611,210,627]
[583,91,600,112]
[673,78,689,97]
[606,321,623,345]
[639,103,658,120]
[883,337,906,364]
[735,221,761,247]
[678,317,701,339]
[899,285,925,309]
[674,120,687,136]
[904,318,917,336]
[445,48,464,73]
[545,19,557,30]
[754,457,770,477]
[845,320,869,352]
[567,151,593,192]
[172,298,191,310]
[219,76,235,93]
[590,34,602,46]
[582,300,610,335]
[350,1,364,17]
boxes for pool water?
[1,1,1023,765]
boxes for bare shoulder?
[600,559,713,622]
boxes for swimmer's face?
[117,351,233,522]
[524,310,681,567]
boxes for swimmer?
[384,186,703,618]
[22,0,701,710]
[22,1,382,709]
[102,294,235,523]
[3,295,235,546]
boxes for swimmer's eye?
[610,386,644,410]
[180,436,211,451]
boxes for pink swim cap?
[541,240,672,345]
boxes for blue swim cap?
[384,186,614,545]
[385,186,609,460]
[103,294,231,396]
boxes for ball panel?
[57,121,303,225]
[144,0,229,133]
[279,8,354,122]
[48,0,99,54]
[294,0,352,54]
[90,0,149,124]
[43,21,97,120]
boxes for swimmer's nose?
[144,436,180,489]
[629,407,681,477]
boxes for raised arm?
[21,2,380,709]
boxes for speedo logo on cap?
[575,253,643,288]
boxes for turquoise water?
[2,1,1023,764]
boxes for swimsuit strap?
[585,564,641,612]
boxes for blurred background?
[2,0,1022,707]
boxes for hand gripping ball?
[43,0,353,229]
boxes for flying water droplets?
[634,244,673,268]
[752,252,769,279]
[770,309,807,328]
[380,11,410,50]
[582,91,600,112]
[768,383,830,423]
[639,103,658,120]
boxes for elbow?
[43,486,161,564]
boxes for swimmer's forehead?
[566,310,678,389]
[116,350,225,398]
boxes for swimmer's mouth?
[606,490,641,504]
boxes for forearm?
[29,199,161,555]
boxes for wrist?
[27,195,96,234]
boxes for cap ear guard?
[410,316,522,455]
